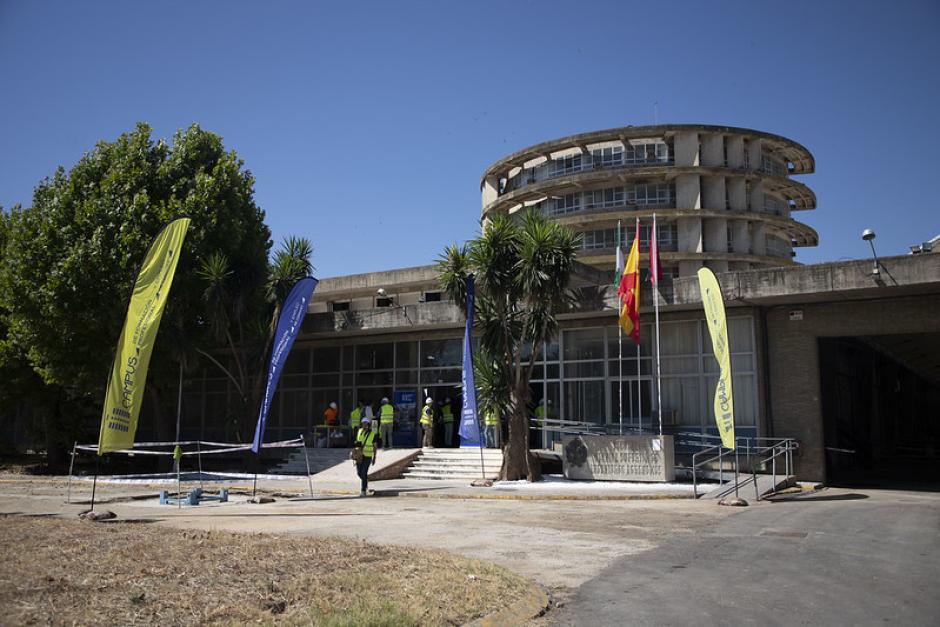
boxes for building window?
[376,297,393,308]
[584,186,625,209]
[624,141,670,165]
[761,156,787,177]
[627,183,675,206]
[551,154,583,178]
[331,301,350,312]
[423,291,442,303]
[550,193,581,215]
[591,145,624,168]
[727,225,735,252]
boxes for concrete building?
[480,124,818,277]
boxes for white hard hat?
[381,397,389,403]
[329,402,337,409]
[361,417,371,424]
[425,397,433,405]
[445,397,451,403]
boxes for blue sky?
[1,1,938,278]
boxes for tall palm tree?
[438,210,578,480]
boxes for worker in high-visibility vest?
[379,397,395,448]
[420,397,435,448]
[531,398,546,449]
[353,417,381,497]
[484,409,499,448]
[440,398,454,447]
[349,401,363,446]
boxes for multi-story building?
[480,124,817,277]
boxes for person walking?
[441,398,454,447]
[484,409,499,448]
[353,417,380,497]
[379,397,395,449]
[420,397,435,448]
[349,401,364,447]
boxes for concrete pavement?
[553,488,940,626]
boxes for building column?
[676,174,701,209]
[732,219,750,254]
[727,178,746,211]
[674,131,700,167]
[752,222,767,256]
[747,138,762,171]
[749,179,764,214]
[482,174,498,207]
[701,176,726,210]
[704,217,728,255]
[701,133,724,167]
[726,135,745,168]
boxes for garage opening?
[819,334,940,488]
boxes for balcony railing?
[503,154,676,194]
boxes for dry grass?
[0,515,530,626]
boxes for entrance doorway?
[819,335,940,488]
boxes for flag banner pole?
[175,361,183,477]
[300,434,314,497]
[637,343,642,432]
[98,218,191,456]
[698,268,736,450]
[90,455,100,512]
[652,213,664,436]
[458,275,484,452]
[251,277,319,454]
[617,219,623,436]
[66,441,77,504]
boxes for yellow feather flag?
[98,218,191,454]
[698,267,735,450]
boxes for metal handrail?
[691,436,798,500]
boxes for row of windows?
[579,224,679,251]
[543,183,677,216]
[191,318,759,440]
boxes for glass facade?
[187,317,760,445]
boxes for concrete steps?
[402,447,503,480]
[270,448,350,475]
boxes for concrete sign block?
[562,434,675,482]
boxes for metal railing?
[691,436,798,500]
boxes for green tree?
[0,124,272,453]
[438,211,579,481]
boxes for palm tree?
[438,210,578,481]
[197,237,313,436]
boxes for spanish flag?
[618,219,641,345]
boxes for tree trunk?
[501,385,539,481]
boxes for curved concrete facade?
[480,124,817,276]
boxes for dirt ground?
[0,514,529,626]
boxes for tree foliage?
[0,123,273,451]
[438,211,579,481]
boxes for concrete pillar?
[747,138,762,171]
[482,174,499,207]
[701,176,726,210]
[727,178,746,211]
[726,135,745,168]
[679,260,702,276]
[749,180,763,214]
[704,217,728,254]
[676,174,701,210]
[732,220,750,254]
[701,134,724,167]
[677,217,703,253]
[752,223,767,256]
[674,131,700,167]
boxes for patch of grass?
[0,516,529,626]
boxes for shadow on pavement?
[769,492,869,503]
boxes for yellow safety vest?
[484,411,498,427]
[420,405,434,426]
[535,405,545,426]
[380,403,394,424]
[356,428,377,457]
[441,404,453,423]
[350,407,361,428]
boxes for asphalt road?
[553,488,940,626]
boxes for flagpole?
[617,220,623,437]
[653,214,664,436]
[636,218,642,433]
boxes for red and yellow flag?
[618,220,641,345]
